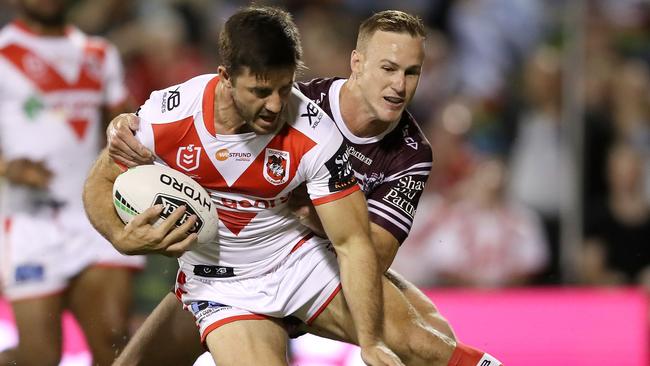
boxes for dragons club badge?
[263,148,290,185]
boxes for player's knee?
[389,316,455,364]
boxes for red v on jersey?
[0,43,102,92]
[67,118,89,140]
[216,209,257,236]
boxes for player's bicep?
[313,190,371,248]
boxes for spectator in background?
[581,142,650,290]
[405,155,548,288]
[0,0,144,364]
[508,45,568,284]
[609,59,650,202]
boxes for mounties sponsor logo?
[301,102,323,128]
[161,87,180,113]
[325,144,356,192]
[382,175,425,218]
[263,148,290,185]
[153,193,203,234]
[177,144,201,171]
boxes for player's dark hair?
[219,6,304,80]
[356,10,425,51]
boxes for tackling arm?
[82,149,197,256]
[314,190,384,349]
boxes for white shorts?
[175,235,341,342]
[0,210,145,301]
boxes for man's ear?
[218,66,232,87]
[350,50,363,76]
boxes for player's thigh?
[11,294,65,366]
[115,292,203,366]
[206,318,289,366]
[385,269,455,340]
[68,266,134,360]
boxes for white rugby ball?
[112,164,218,244]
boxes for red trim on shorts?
[312,185,360,206]
[306,283,342,325]
[202,76,220,136]
[290,233,314,254]
[200,314,268,343]
[3,218,12,234]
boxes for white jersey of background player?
[134,74,359,336]
[0,20,143,299]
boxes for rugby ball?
[112,164,218,244]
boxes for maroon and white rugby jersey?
[298,78,433,243]
[134,74,358,278]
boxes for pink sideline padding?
[2,288,649,366]
[426,287,649,365]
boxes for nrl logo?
[263,148,290,185]
[176,144,201,172]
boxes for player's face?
[354,31,424,123]
[17,0,68,26]
[230,67,295,135]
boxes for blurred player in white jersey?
[105,9,503,366]
[0,1,144,365]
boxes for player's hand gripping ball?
[112,164,219,244]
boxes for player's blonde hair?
[356,10,425,52]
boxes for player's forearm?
[335,237,384,348]
[83,151,127,251]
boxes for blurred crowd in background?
[1,0,647,314]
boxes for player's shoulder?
[296,77,339,103]
[138,74,217,124]
[389,111,433,164]
[0,22,21,47]
[285,86,340,142]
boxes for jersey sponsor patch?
[381,175,426,219]
[15,263,44,283]
[263,148,290,185]
[189,300,232,325]
[325,143,356,192]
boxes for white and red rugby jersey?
[135,74,358,278]
[0,21,128,214]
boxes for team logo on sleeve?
[263,148,290,185]
[177,144,202,172]
[325,144,356,192]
